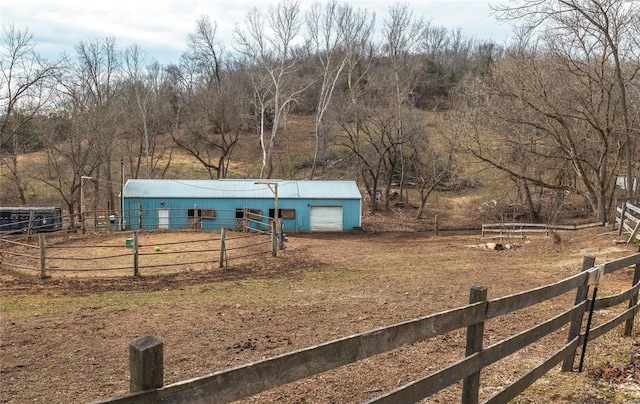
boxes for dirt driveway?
[1,226,639,403]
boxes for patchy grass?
[1,226,639,403]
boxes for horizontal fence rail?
[481,222,602,240]
[486,271,588,319]
[615,202,640,242]
[95,249,640,404]
[483,338,582,404]
[96,304,487,404]
[0,227,273,277]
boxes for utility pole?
[121,159,125,231]
[255,181,279,256]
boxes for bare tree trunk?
[520,179,536,222]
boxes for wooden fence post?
[562,255,596,371]
[612,197,619,232]
[277,218,284,251]
[39,233,47,279]
[219,227,226,268]
[618,202,627,235]
[27,210,35,241]
[138,203,143,230]
[462,285,487,404]
[624,245,640,336]
[434,215,439,237]
[270,216,280,257]
[129,336,163,393]
[133,232,139,277]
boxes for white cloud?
[2,0,512,64]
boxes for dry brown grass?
[1,224,639,403]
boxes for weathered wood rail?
[481,222,602,241]
[615,201,640,242]
[0,229,272,277]
[95,249,640,404]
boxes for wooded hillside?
[1,0,638,224]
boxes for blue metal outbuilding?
[122,179,362,232]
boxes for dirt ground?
[1,212,640,403]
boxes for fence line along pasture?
[0,228,272,278]
[481,222,602,241]
[0,206,280,277]
[95,248,640,404]
[0,235,41,273]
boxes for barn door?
[310,206,343,231]
[158,209,170,230]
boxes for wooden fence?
[481,222,602,241]
[95,249,640,404]
[0,228,272,278]
[615,201,640,243]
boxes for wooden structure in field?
[481,222,601,241]
[615,201,640,243]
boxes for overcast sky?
[2,0,513,65]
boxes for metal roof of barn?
[122,179,361,200]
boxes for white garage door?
[310,206,343,231]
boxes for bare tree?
[457,27,637,222]
[491,0,640,214]
[0,25,58,204]
[187,16,223,90]
[37,37,123,216]
[341,5,376,106]
[38,109,100,219]
[328,6,377,207]
[73,37,122,213]
[121,58,173,179]
[337,106,401,215]
[170,17,246,179]
[444,28,474,85]
[408,115,457,219]
[415,23,505,112]
[124,44,151,179]
[381,3,425,210]
[305,1,349,178]
[234,0,312,178]
[171,85,245,179]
